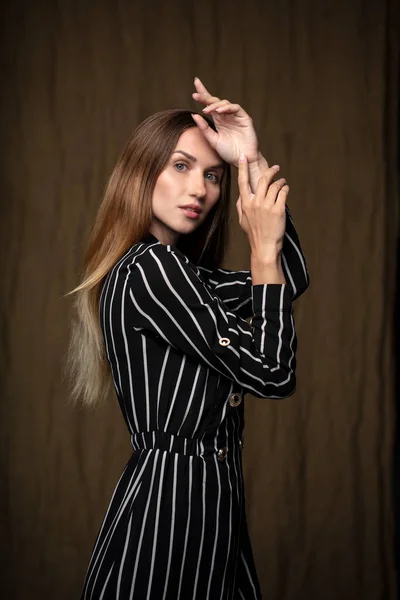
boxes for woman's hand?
[191,77,260,168]
[237,153,288,258]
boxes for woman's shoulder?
[136,244,202,283]
[111,239,194,280]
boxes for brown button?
[228,392,242,407]
[217,447,227,461]
[218,337,230,347]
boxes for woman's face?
[150,127,224,245]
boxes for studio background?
[0,0,399,598]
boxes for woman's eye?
[174,162,187,172]
[205,172,219,183]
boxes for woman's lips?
[180,207,201,219]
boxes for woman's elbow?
[257,371,296,399]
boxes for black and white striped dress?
[80,207,309,599]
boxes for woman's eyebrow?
[173,150,224,169]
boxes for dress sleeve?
[281,205,310,300]
[196,266,253,320]
[196,206,310,319]
[128,244,297,399]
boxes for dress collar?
[140,232,160,244]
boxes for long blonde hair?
[66,109,231,407]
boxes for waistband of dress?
[130,430,213,456]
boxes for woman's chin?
[175,220,201,235]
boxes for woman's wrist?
[247,152,270,194]
[250,253,286,285]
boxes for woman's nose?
[188,172,206,198]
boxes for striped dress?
[80,207,309,599]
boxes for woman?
[68,77,309,599]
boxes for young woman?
[68,77,309,599]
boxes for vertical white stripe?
[157,346,171,429]
[116,515,132,597]
[240,550,258,597]
[177,364,201,434]
[230,409,240,504]
[205,455,222,600]
[260,285,267,356]
[146,452,168,599]
[192,459,207,598]
[230,409,245,597]
[289,312,296,368]
[177,456,193,597]
[193,368,210,436]
[219,417,234,597]
[164,355,186,430]
[99,562,114,599]
[141,334,150,429]
[116,485,140,600]
[161,454,178,600]
[271,286,285,373]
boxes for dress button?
[239,438,244,450]
[217,447,227,461]
[228,392,242,407]
[218,337,230,347]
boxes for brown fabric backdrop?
[0,0,398,598]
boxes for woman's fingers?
[192,91,220,105]
[193,76,210,95]
[254,166,280,200]
[265,177,287,206]
[242,163,286,209]
[192,78,246,120]
[236,196,243,221]
[203,101,242,115]
[276,184,290,208]
[191,113,219,147]
[192,77,220,105]
[214,103,241,114]
[202,99,230,113]
[238,154,252,200]
[193,76,216,100]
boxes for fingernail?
[272,165,280,169]
[239,153,246,162]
